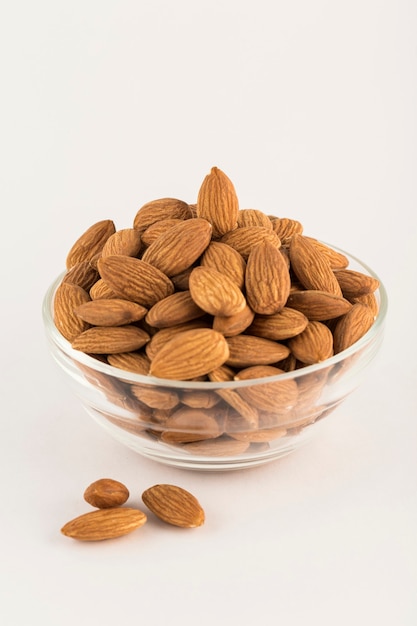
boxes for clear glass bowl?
[42,247,387,471]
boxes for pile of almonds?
[61,478,204,541]
[53,167,380,452]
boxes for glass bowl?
[42,246,387,471]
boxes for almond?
[334,269,380,298]
[141,218,212,276]
[288,321,334,364]
[220,226,281,259]
[145,291,205,328]
[72,325,150,354]
[133,198,192,234]
[196,166,239,238]
[53,282,91,341]
[89,278,119,300]
[83,478,130,509]
[245,241,291,314]
[160,406,223,443]
[149,328,230,380]
[333,303,375,353]
[248,307,309,340]
[141,484,205,528]
[200,241,246,288]
[226,335,290,368]
[141,218,183,246]
[270,217,303,244]
[101,228,142,258]
[97,255,174,307]
[286,290,352,321]
[75,299,147,326]
[305,237,349,269]
[62,261,99,291]
[213,304,255,337]
[131,384,180,410]
[61,507,147,541]
[237,208,272,229]
[66,219,116,269]
[145,319,212,361]
[289,234,343,296]
[107,351,151,375]
[189,265,246,317]
[207,366,259,428]
[183,437,250,457]
[234,365,299,413]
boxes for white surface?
[1,1,416,624]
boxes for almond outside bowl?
[42,247,387,471]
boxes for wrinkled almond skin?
[248,307,309,341]
[289,234,343,296]
[141,484,205,528]
[245,241,291,314]
[54,282,91,341]
[84,478,130,509]
[61,507,147,541]
[200,241,246,288]
[189,266,246,317]
[62,261,99,291]
[288,321,334,364]
[149,328,230,380]
[141,218,212,276]
[97,255,174,307]
[72,325,150,354]
[145,291,205,328]
[220,226,281,259]
[234,365,299,413]
[66,220,116,269]
[237,208,272,229]
[196,166,239,238]
[75,299,148,326]
[334,269,380,298]
[213,304,255,337]
[226,335,290,368]
[133,198,192,234]
[286,290,352,321]
[101,228,142,258]
[333,303,375,353]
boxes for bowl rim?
[42,242,388,390]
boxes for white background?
[1,1,416,624]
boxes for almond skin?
[145,291,205,328]
[101,228,142,258]
[72,325,150,354]
[141,218,212,276]
[288,321,334,364]
[62,261,99,291]
[189,266,246,317]
[97,255,174,307]
[61,507,147,541]
[289,234,343,296]
[66,220,116,269]
[196,166,239,238]
[286,290,353,321]
[84,478,130,509]
[74,299,148,326]
[333,303,375,353]
[141,484,205,528]
[235,365,299,413]
[220,226,281,259]
[54,282,91,341]
[149,328,230,380]
[200,241,246,289]
[245,241,291,314]
[226,335,290,368]
[133,198,192,234]
[248,307,309,341]
[334,269,380,298]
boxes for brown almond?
[248,307,309,341]
[288,321,334,364]
[54,282,91,342]
[334,269,380,298]
[84,478,130,509]
[200,241,246,288]
[97,255,174,307]
[189,266,246,317]
[141,484,205,528]
[208,365,259,428]
[66,220,116,269]
[89,278,120,300]
[220,226,281,259]
[141,218,183,246]
[133,198,192,234]
[245,241,291,314]
[286,290,353,321]
[333,303,375,353]
[305,237,349,269]
[270,217,303,244]
[62,261,99,291]
[234,365,299,413]
[226,335,290,368]
[131,384,180,410]
[107,351,151,375]
[72,325,150,354]
[289,234,343,296]
[141,218,212,276]
[237,208,273,229]
[149,328,230,380]
[213,304,255,337]
[183,437,250,457]
[145,319,212,361]
[101,228,142,258]
[196,166,239,238]
[145,291,205,328]
[61,507,147,541]
[75,299,147,326]
[160,406,223,443]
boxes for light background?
[1,1,416,625]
